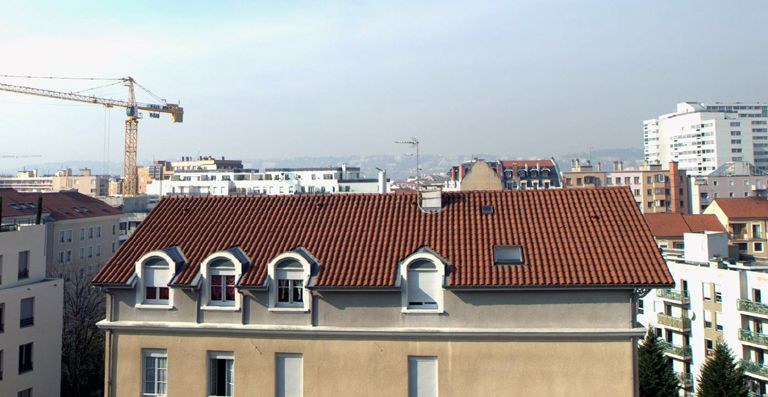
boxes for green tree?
[639,327,680,397]
[697,339,748,397]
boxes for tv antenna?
[395,137,420,189]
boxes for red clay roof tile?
[644,213,726,238]
[0,188,121,221]
[710,197,768,219]
[92,188,672,288]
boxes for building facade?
[563,160,689,213]
[690,162,768,214]
[644,102,768,176]
[0,168,109,196]
[0,223,63,397]
[704,197,768,262]
[447,158,561,191]
[93,188,672,397]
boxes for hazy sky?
[0,0,766,169]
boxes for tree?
[59,265,105,397]
[697,339,748,397]
[639,327,680,397]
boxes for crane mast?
[0,76,183,195]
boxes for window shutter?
[276,354,303,397]
[408,356,438,397]
[408,269,439,307]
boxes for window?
[714,284,722,302]
[755,288,763,303]
[88,246,93,258]
[66,250,71,263]
[96,246,101,257]
[142,349,167,397]
[705,339,714,356]
[88,227,93,239]
[406,260,440,310]
[59,231,66,243]
[756,242,764,253]
[276,354,303,397]
[0,254,3,285]
[18,251,29,280]
[704,310,712,328]
[112,243,116,253]
[494,245,523,264]
[143,258,171,305]
[408,356,438,397]
[80,248,85,260]
[715,312,723,331]
[208,352,234,397]
[96,226,101,238]
[275,261,304,307]
[20,298,33,328]
[18,389,31,397]
[80,228,85,240]
[0,303,4,333]
[209,259,236,306]
[637,299,644,315]
[112,225,116,235]
[754,224,763,239]
[703,283,712,301]
[18,343,32,373]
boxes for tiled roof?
[644,213,725,238]
[500,159,556,168]
[92,188,672,288]
[710,197,768,219]
[0,188,121,221]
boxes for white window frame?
[142,349,168,397]
[267,252,311,312]
[208,351,234,397]
[134,252,175,310]
[400,252,445,314]
[200,251,244,311]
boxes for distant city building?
[644,212,726,252]
[0,189,122,276]
[446,158,560,191]
[93,188,671,396]
[644,102,768,176]
[0,168,109,196]
[146,164,389,196]
[563,160,689,213]
[0,222,63,397]
[704,197,768,262]
[690,162,768,214]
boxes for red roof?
[644,213,725,238]
[0,188,121,221]
[92,188,672,288]
[710,197,768,219]
[500,159,556,169]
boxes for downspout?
[631,291,640,397]
[105,291,115,397]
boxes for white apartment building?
[146,165,389,196]
[639,232,768,397]
[644,102,768,176]
[0,223,63,397]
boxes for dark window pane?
[159,287,169,300]
[146,287,157,300]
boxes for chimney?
[341,163,347,178]
[35,196,43,224]
[377,169,387,194]
[669,161,680,213]
[618,161,624,171]
[458,164,465,181]
[420,188,442,212]
[597,162,602,171]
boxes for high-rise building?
[644,102,768,176]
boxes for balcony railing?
[748,391,767,397]
[656,288,690,304]
[17,268,29,280]
[659,340,692,358]
[657,313,691,330]
[677,372,693,387]
[741,359,768,378]
[738,299,768,316]
[740,329,768,347]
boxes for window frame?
[399,252,446,314]
[18,342,33,374]
[134,252,176,310]
[200,251,245,312]
[142,349,168,397]
[208,351,234,397]
[267,253,312,312]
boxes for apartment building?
[0,168,109,196]
[644,213,726,251]
[145,165,389,196]
[0,222,63,397]
[446,158,560,191]
[690,162,768,214]
[638,231,768,397]
[704,197,768,262]
[563,160,689,213]
[644,102,768,176]
[0,189,122,276]
[0,171,53,193]
[92,188,672,397]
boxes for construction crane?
[0,75,183,195]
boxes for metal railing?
[657,313,691,330]
[740,328,768,347]
[19,316,33,328]
[656,288,690,304]
[741,359,768,378]
[748,391,767,397]
[17,268,29,280]
[738,299,768,316]
[677,372,693,387]
[659,340,692,358]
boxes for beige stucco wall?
[460,161,503,191]
[110,332,634,397]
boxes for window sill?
[136,303,174,311]
[402,308,443,314]
[268,306,310,313]
[201,304,240,312]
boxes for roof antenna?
[395,138,420,190]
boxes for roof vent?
[494,245,524,265]
[481,205,494,214]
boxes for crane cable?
[0,74,122,81]
[71,80,124,95]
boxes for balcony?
[656,288,690,304]
[741,359,768,379]
[657,313,691,331]
[659,340,692,359]
[740,328,768,347]
[738,299,768,316]
[749,392,767,397]
[676,372,693,388]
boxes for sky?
[0,0,766,171]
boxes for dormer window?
[276,261,304,307]
[208,259,236,306]
[494,245,523,264]
[266,250,314,312]
[144,257,170,304]
[399,250,446,314]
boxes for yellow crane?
[0,75,183,195]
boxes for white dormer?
[199,248,249,311]
[134,247,185,310]
[399,249,447,314]
[266,249,314,312]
